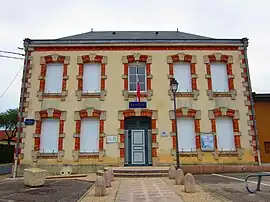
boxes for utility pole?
[13,39,30,178]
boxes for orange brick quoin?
[118,109,158,159]
[209,107,241,150]
[38,54,70,101]
[204,53,236,100]
[170,108,201,152]
[73,108,106,159]
[34,109,66,153]
[167,53,199,100]
[239,45,258,161]
[121,53,153,100]
[76,54,107,101]
[16,50,33,164]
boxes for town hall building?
[15,31,257,175]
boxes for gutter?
[13,39,30,178]
[242,38,262,166]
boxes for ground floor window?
[40,119,59,153]
[80,118,99,153]
[216,117,235,151]
[177,117,196,152]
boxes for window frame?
[173,62,192,93]
[127,62,147,93]
[82,63,101,93]
[177,117,196,152]
[210,62,229,93]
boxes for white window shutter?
[177,117,196,152]
[80,118,99,153]
[40,119,59,153]
[83,64,101,93]
[44,63,63,93]
[211,62,228,92]
[174,63,192,92]
[216,117,235,151]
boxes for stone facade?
[16,41,256,174]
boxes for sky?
[0,0,269,113]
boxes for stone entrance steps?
[96,166,169,178]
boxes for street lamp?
[170,78,180,170]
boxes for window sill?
[168,89,199,100]
[79,152,99,158]
[37,91,68,101]
[76,90,106,101]
[37,152,58,158]
[207,90,236,100]
[179,151,198,157]
[122,90,153,101]
[217,150,238,157]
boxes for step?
[96,170,168,178]
[104,167,169,173]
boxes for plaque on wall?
[200,132,215,151]
[161,131,168,137]
[106,136,118,144]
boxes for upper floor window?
[128,62,146,92]
[44,63,63,94]
[82,63,101,93]
[174,62,192,92]
[210,62,229,92]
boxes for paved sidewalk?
[115,178,184,202]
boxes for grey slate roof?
[57,31,214,40]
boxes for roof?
[58,31,213,40]
[0,131,16,141]
[26,31,247,46]
[253,92,270,102]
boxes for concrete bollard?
[175,168,184,185]
[169,165,176,179]
[103,171,111,188]
[107,167,115,181]
[184,173,196,193]
[95,176,106,197]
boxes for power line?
[0,66,23,101]
[0,55,24,60]
[0,50,24,56]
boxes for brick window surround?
[37,54,70,101]
[72,107,106,162]
[32,108,67,162]
[76,54,107,101]
[118,109,159,165]
[169,107,203,160]
[209,107,243,160]
[204,53,236,100]
[121,53,153,100]
[167,53,199,100]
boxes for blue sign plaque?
[129,102,147,108]
[24,119,35,125]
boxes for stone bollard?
[95,176,106,197]
[168,165,176,179]
[103,171,111,188]
[184,173,196,193]
[175,169,184,185]
[24,168,47,187]
[107,167,115,181]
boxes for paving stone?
[115,178,184,202]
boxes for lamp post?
[170,78,180,170]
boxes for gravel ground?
[0,179,94,202]
[163,178,229,202]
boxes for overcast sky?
[0,0,269,112]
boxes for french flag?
[136,66,141,102]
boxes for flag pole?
[136,62,141,102]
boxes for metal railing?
[245,173,270,193]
